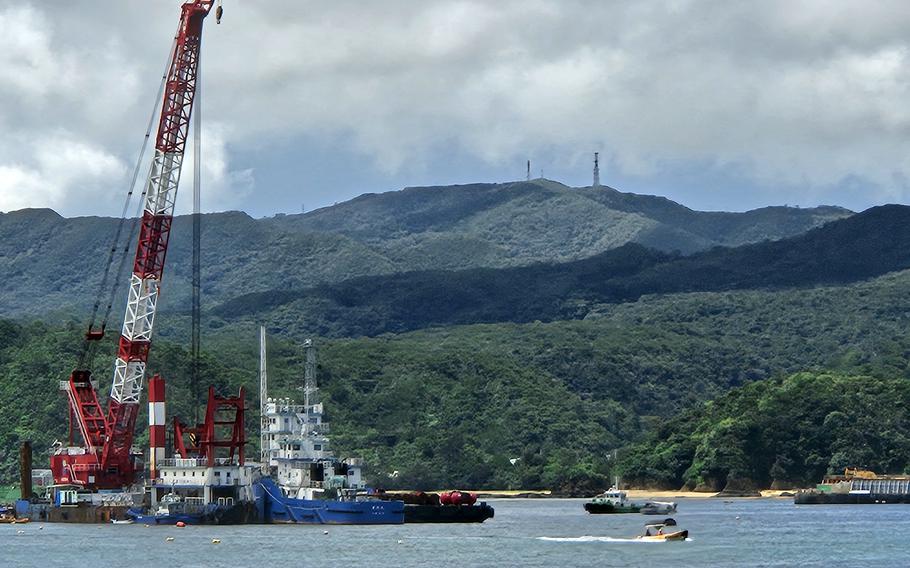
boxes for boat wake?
[538,536,693,543]
[538,536,658,543]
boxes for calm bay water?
[3,498,908,567]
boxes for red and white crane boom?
[51,0,217,489]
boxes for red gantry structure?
[173,386,247,467]
[51,0,218,490]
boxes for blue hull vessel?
[258,479,404,525]
[126,508,207,525]
[125,502,257,525]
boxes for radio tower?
[593,152,601,187]
[526,160,531,182]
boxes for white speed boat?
[640,501,677,515]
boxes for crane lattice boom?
[51,0,215,490]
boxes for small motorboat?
[637,519,687,541]
[638,529,689,541]
[641,501,677,515]
[111,519,135,525]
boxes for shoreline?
[624,489,798,499]
[393,489,801,499]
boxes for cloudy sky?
[1,0,909,217]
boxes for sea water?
[3,498,908,567]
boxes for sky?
[1,0,910,218]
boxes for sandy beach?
[624,489,797,499]
[410,489,800,499]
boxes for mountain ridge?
[211,204,910,338]
[0,180,850,317]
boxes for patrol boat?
[583,487,642,514]
[255,329,404,524]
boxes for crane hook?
[216,0,223,24]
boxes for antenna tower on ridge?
[593,152,601,187]
[526,160,531,182]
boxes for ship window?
[293,444,300,450]
[314,444,322,450]
[192,471,196,477]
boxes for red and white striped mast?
[51,0,218,489]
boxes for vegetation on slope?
[0,209,396,316]
[280,180,849,256]
[214,205,910,338]
[6,233,910,493]
[0,181,847,317]
[0,319,631,494]
[618,372,910,491]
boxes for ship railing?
[852,478,910,495]
[159,458,203,468]
[286,454,331,467]
[71,463,102,472]
[157,457,239,468]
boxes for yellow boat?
[637,519,687,541]
[637,529,688,541]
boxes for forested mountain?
[618,372,910,492]
[270,180,849,263]
[6,266,910,491]
[212,205,910,338]
[7,180,910,494]
[0,180,847,316]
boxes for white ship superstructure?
[259,330,364,500]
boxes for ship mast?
[259,325,268,465]
[303,339,317,436]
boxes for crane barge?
[10,1,260,525]
[51,0,217,492]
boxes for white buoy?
[397,540,403,545]
[323,530,329,535]
[17,530,25,535]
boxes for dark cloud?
[1,0,909,215]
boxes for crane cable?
[191,37,203,423]
[77,35,179,370]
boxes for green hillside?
[0,181,848,317]
[618,372,910,492]
[212,205,910,338]
[275,180,849,261]
[7,266,910,491]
